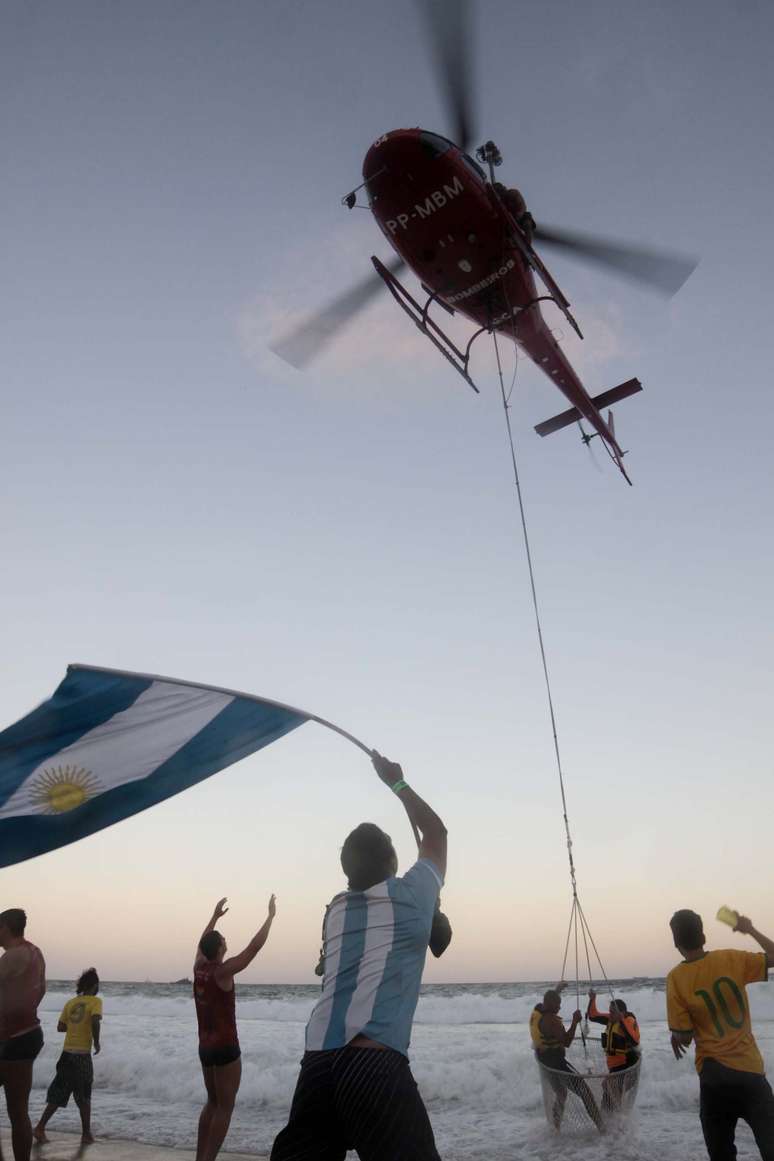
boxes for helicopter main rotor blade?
[270,256,405,369]
[415,0,475,151]
[533,224,698,297]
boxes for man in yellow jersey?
[530,981,604,1132]
[668,909,774,1160]
[33,968,102,1146]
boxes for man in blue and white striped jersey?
[271,751,447,1161]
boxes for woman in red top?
[193,895,276,1161]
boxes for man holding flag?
[271,751,447,1161]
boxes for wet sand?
[1,1131,267,1161]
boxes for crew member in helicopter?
[493,181,536,242]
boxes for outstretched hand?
[268,894,277,920]
[371,750,403,787]
[588,988,596,1000]
[213,897,229,920]
[734,915,754,935]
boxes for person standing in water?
[0,908,46,1161]
[271,751,447,1161]
[586,988,640,1110]
[530,981,604,1132]
[668,908,774,1160]
[193,894,276,1161]
[33,967,102,1146]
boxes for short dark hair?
[340,823,396,890]
[199,930,224,961]
[0,908,27,936]
[543,989,561,1007]
[77,968,99,995]
[612,998,628,1014]
[670,909,705,951]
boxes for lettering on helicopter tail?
[385,176,465,234]
[446,258,516,304]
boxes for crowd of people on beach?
[2,751,774,1161]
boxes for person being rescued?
[530,981,604,1133]
[587,988,641,1110]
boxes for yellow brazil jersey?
[60,994,102,1053]
[667,949,767,1074]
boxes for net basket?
[537,1049,640,1133]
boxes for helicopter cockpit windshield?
[419,131,454,157]
[419,131,487,186]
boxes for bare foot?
[80,1134,95,1146]
[32,1127,49,1144]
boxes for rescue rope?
[489,324,614,1013]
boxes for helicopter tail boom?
[534,377,642,437]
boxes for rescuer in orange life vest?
[586,989,641,1073]
[530,981,604,1132]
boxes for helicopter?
[272,1,697,485]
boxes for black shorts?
[0,1026,44,1063]
[271,1046,441,1161]
[700,1058,774,1161]
[199,1043,241,1068]
[46,1052,94,1107]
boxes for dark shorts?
[0,1026,44,1063]
[46,1051,93,1107]
[199,1043,241,1068]
[271,1046,441,1161]
[700,1058,774,1161]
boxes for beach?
[15,979,773,1160]
[1,1132,263,1161]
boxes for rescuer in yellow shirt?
[33,968,102,1146]
[667,909,774,1161]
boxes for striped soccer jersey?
[305,859,443,1056]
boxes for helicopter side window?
[419,131,454,158]
[460,152,487,183]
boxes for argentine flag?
[0,665,345,869]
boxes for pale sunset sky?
[2,0,773,984]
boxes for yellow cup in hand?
[717,905,739,928]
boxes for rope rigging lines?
[489,322,613,1012]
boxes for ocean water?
[27,979,774,1159]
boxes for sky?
[1,0,773,984]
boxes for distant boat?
[171,977,191,985]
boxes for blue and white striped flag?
[0,665,322,868]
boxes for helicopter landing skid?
[371,256,483,394]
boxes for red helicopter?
[273,1,697,485]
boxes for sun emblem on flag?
[28,765,101,814]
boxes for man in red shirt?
[0,908,46,1161]
[193,895,276,1161]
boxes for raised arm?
[371,751,447,880]
[217,896,276,980]
[735,916,774,965]
[195,897,229,964]
[563,1009,583,1047]
[586,989,607,1024]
